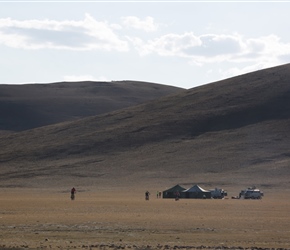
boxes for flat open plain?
[0,188,289,250]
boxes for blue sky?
[0,1,290,89]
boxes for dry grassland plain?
[0,188,290,250]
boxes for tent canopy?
[181,184,211,199]
[162,184,186,198]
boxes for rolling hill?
[0,80,183,132]
[1,64,290,192]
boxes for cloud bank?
[0,14,128,51]
[131,32,290,65]
[1,14,290,79]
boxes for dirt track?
[0,189,289,250]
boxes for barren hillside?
[0,80,182,132]
[1,64,290,191]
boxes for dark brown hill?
[0,80,183,132]
[1,64,290,191]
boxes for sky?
[0,1,290,89]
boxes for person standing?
[71,187,76,200]
[175,191,180,201]
[145,191,150,200]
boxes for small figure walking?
[175,191,180,201]
[145,191,150,201]
[71,187,76,200]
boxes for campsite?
[1,64,290,249]
[162,184,263,200]
[162,184,212,199]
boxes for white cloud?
[122,16,158,32]
[130,32,244,60]
[128,32,201,57]
[0,14,128,51]
[130,32,290,67]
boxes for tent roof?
[163,184,186,193]
[183,184,210,193]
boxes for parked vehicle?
[210,188,227,199]
[239,186,264,199]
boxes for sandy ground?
[0,188,290,250]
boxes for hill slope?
[1,64,290,191]
[0,80,183,132]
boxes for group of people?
[145,191,165,200]
[71,188,178,201]
[156,191,162,198]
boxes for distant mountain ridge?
[0,80,183,132]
